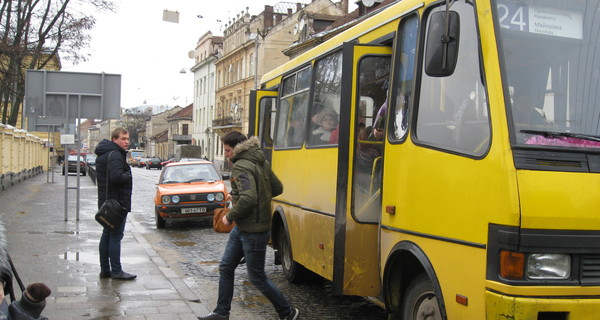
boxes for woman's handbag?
[95,151,127,231]
[213,207,234,233]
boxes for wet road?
[129,167,388,319]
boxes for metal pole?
[46,125,51,183]
[64,142,69,221]
[76,95,81,221]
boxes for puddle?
[60,251,98,264]
[173,241,196,247]
[53,231,80,235]
[169,233,189,239]
[61,252,149,265]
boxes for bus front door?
[249,90,277,162]
[333,42,391,297]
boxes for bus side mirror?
[424,10,460,77]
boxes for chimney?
[296,3,302,11]
[264,5,274,29]
[287,8,293,18]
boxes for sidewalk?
[0,170,209,319]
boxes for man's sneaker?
[280,308,299,320]
[197,312,229,320]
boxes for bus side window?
[307,51,343,147]
[416,2,490,155]
[390,14,418,141]
[353,55,391,222]
[274,92,309,149]
[274,68,311,149]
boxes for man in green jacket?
[198,131,299,320]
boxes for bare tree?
[122,107,152,149]
[0,0,115,127]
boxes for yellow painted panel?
[272,147,338,279]
[486,281,600,297]
[486,291,600,320]
[517,170,600,230]
[382,140,520,245]
[380,228,487,319]
[276,202,335,279]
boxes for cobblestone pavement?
[131,168,389,320]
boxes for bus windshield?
[495,0,600,149]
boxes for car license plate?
[181,207,207,214]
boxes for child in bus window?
[311,108,339,143]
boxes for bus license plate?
[181,207,207,214]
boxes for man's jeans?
[99,217,126,274]
[214,226,292,317]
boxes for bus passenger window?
[274,69,311,149]
[352,55,391,223]
[307,51,343,147]
[391,14,418,141]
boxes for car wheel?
[155,209,166,229]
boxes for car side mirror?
[222,173,231,180]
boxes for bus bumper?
[486,290,600,320]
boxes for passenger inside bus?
[372,95,388,140]
[512,90,548,129]
[311,107,339,144]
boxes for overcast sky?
[62,0,300,109]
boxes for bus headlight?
[161,195,171,204]
[526,254,570,279]
[215,193,224,201]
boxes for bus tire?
[155,209,166,229]
[278,226,306,283]
[402,273,442,320]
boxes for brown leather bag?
[213,208,235,233]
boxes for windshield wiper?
[185,178,206,183]
[520,130,600,143]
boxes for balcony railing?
[173,134,192,142]
[212,116,242,128]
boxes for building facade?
[212,0,348,142]
[166,104,193,159]
[145,106,182,158]
[190,32,223,168]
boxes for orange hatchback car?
[154,160,229,228]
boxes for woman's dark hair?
[221,131,247,148]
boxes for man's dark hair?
[222,131,247,148]
[111,127,128,140]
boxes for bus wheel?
[155,209,166,229]
[278,227,306,283]
[402,273,442,320]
